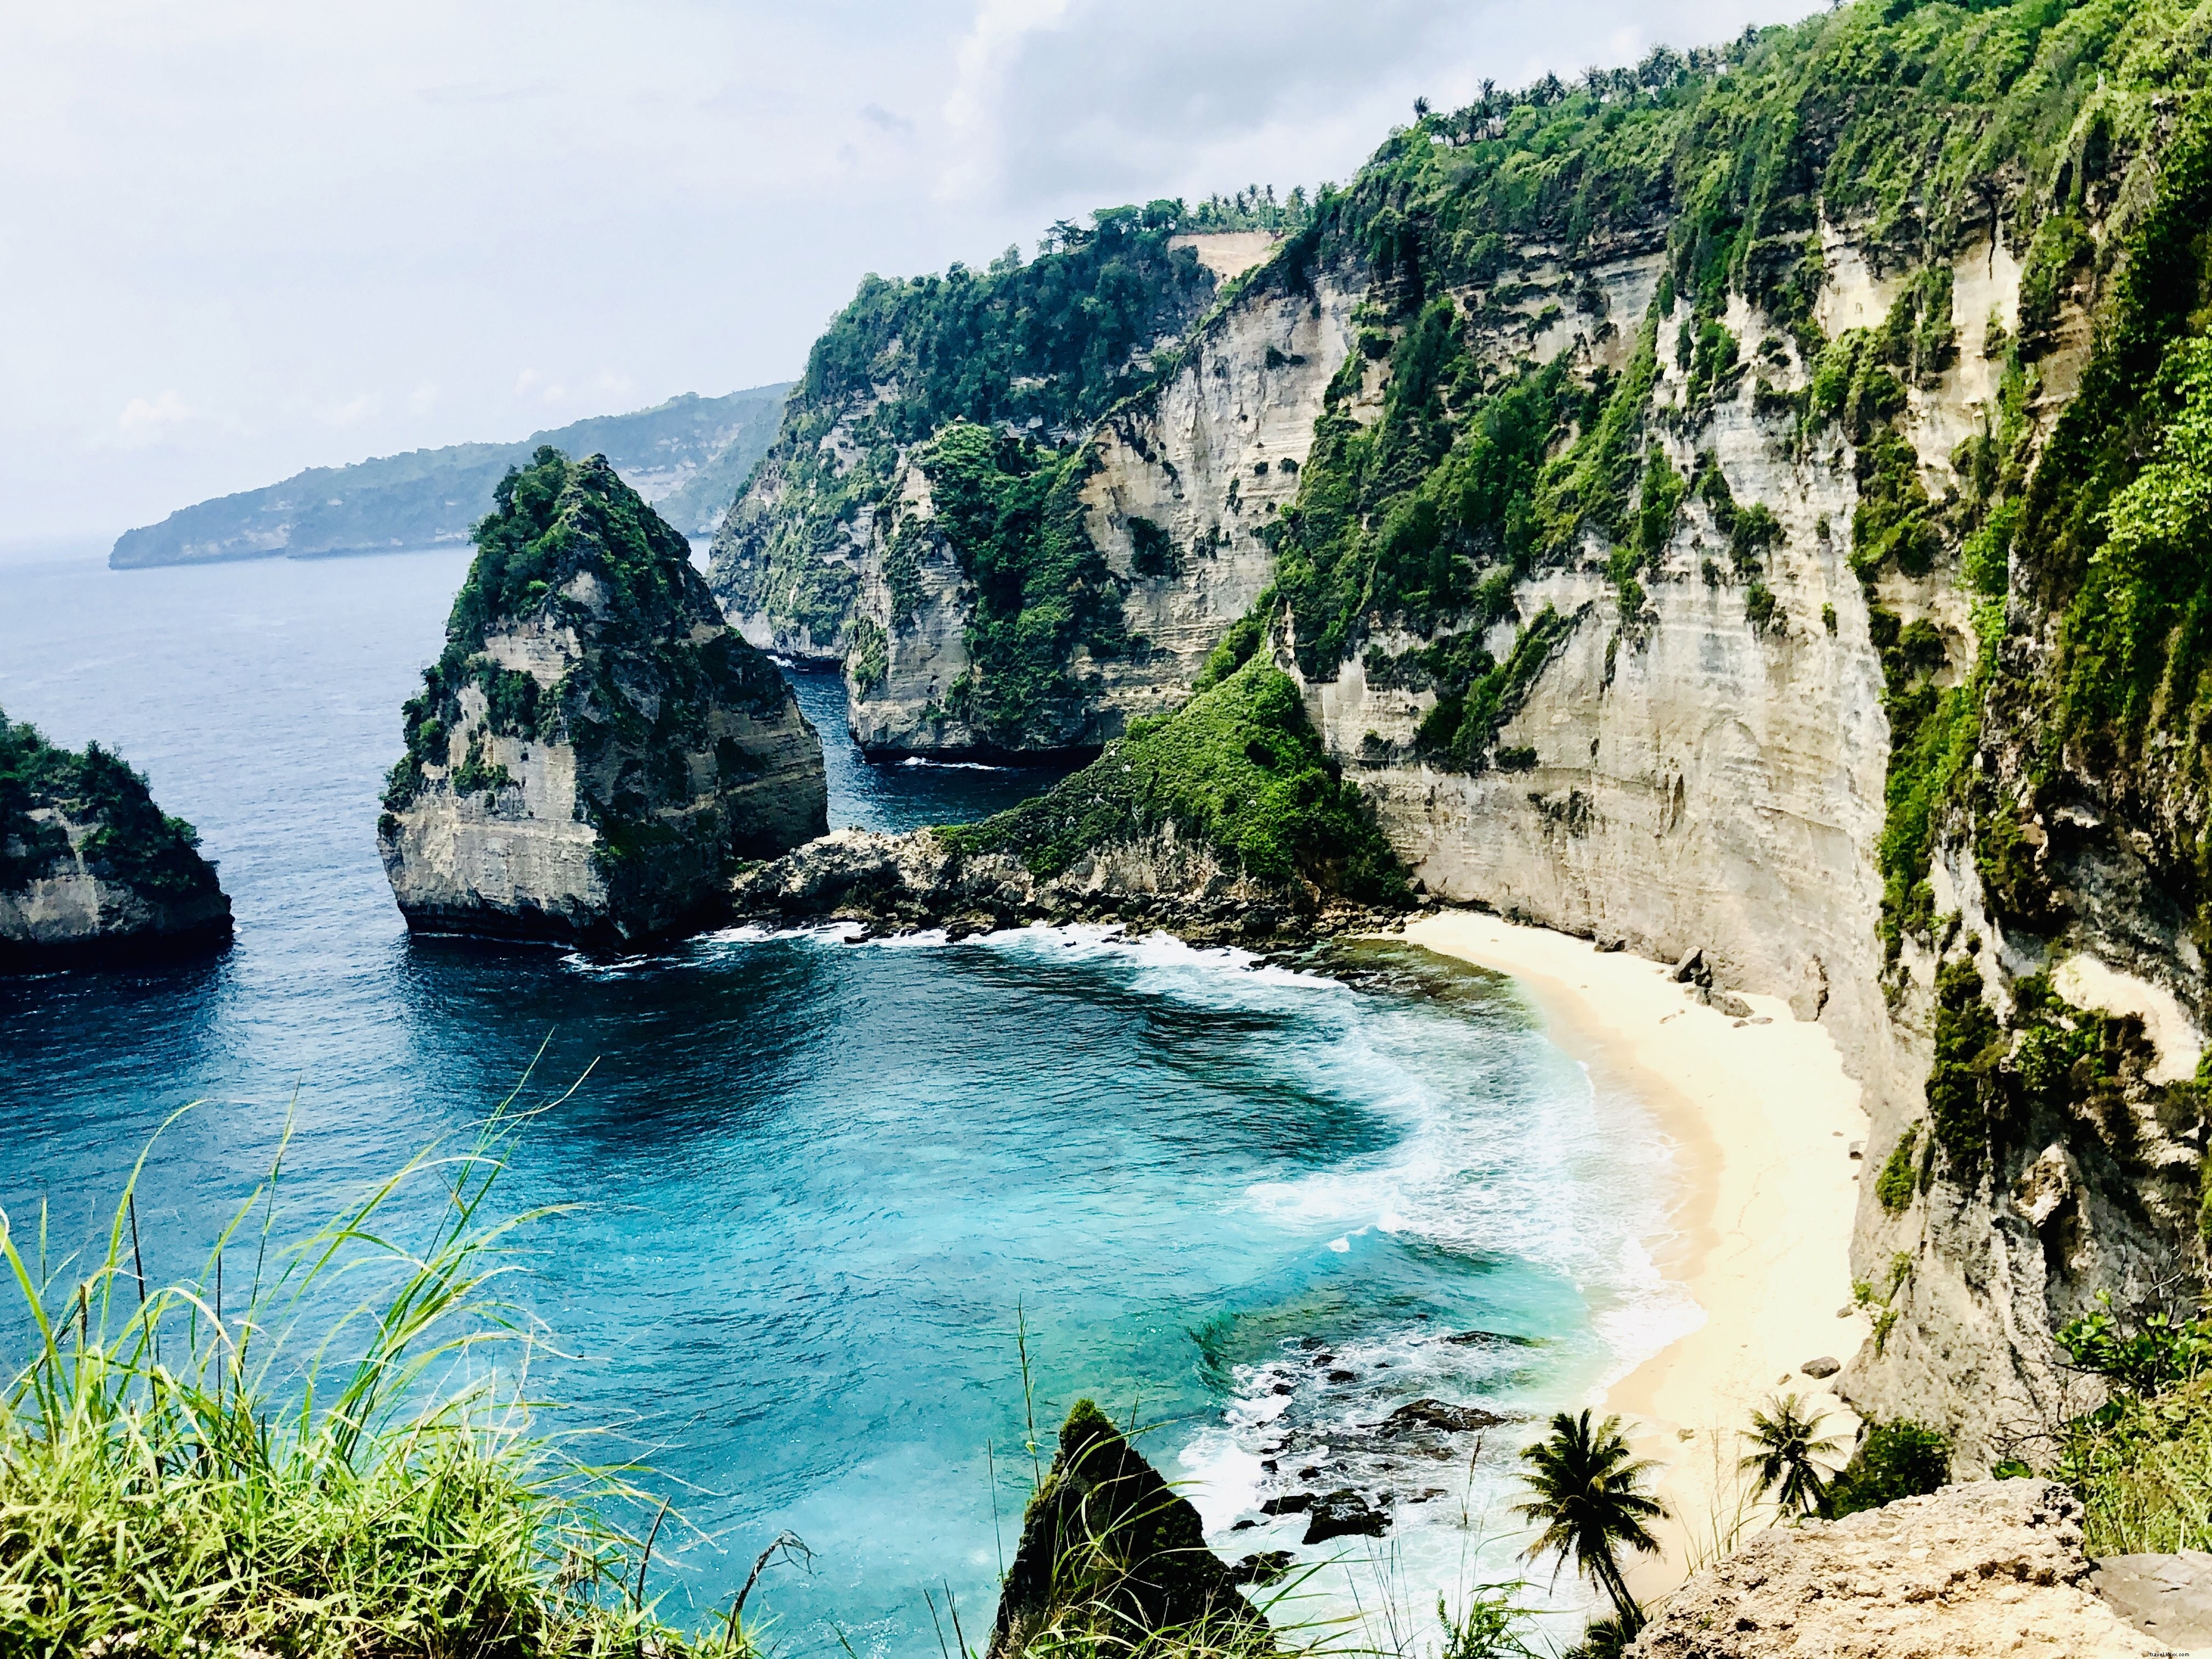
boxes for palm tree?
[1514,1410,1667,1632]
[1739,1394,1844,1517]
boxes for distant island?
[109,383,791,569]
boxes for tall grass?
[2066,1373,2212,1556]
[0,1076,751,1658]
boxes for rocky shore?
[729,823,1402,947]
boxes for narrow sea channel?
[0,546,1691,1655]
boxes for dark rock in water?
[377,449,826,947]
[1,711,232,971]
[1259,1493,1313,1515]
[1230,1551,1294,1587]
[1443,1328,1539,1348]
[1325,1368,1358,1383]
[1379,1398,1506,1435]
[1302,1490,1389,1545]
[987,1399,1267,1659]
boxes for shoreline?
[1397,909,1868,1594]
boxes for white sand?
[1398,910,1869,1592]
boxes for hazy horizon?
[6,0,1819,546]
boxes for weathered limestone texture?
[1629,1480,2158,1657]
[1,716,232,970]
[379,451,826,947]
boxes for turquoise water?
[0,549,1688,1654]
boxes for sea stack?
[377,447,828,946]
[0,712,232,969]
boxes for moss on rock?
[987,1400,1266,1659]
[942,653,1408,907]
[0,709,231,967]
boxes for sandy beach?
[1398,910,1869,1593]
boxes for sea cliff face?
[378,449,826,946]
[706,0,2212,1469]
[1,713,231,968]
[832,264,1360,757]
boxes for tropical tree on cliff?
[1740,1393,1843,1517]
[1514,1410,1667,1632]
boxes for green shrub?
[1876,1126,1921,1214]
[1822,1421,1951,1518]
[942,654,1408,905]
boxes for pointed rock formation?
[1,711,231,969]
[988,1400,1267,1659]
[377,447,827,946]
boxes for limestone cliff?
[706,207,1224,675]
[717,0,2212,1470]
[378,448,826,947]
[0,711,231,969]
[834,258,1359,757]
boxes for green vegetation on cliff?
[943,654,1407,904]
[382,448,793,874]
[915,422,1132,745]
[710,203,1219,657]
[0,710,221,902]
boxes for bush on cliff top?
[0,708,218,901]
[940,654,1408,904]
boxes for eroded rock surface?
[378,448,826,946]
[1628,1480,2158,1658]
[729,823,1343,946]
[988,1400,1264,1659]
[1,712,230,969]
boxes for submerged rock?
[1378,1398,1505,1435]
[988,1399,1266,1659]
[1,710,230,969]
[377,448,826,946]
[1628,1480,2158,1657]
[1301,1489,1387,1545]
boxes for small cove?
[0,548,1694,1655]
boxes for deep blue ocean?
[0,546,1689,1655]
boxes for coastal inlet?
[0,545,1693,1652]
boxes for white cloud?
[317,393,379,427]
[116,390,195,436]
[0,0,1822,539]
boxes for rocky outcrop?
[733,653,1407,939]
[1628,1480,2158,1657]
[987,1400,1266,1659]
[1,712,230,969]
[378,448,826,947]
[730,824,1355,945]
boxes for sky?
[1,0,1823,546]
